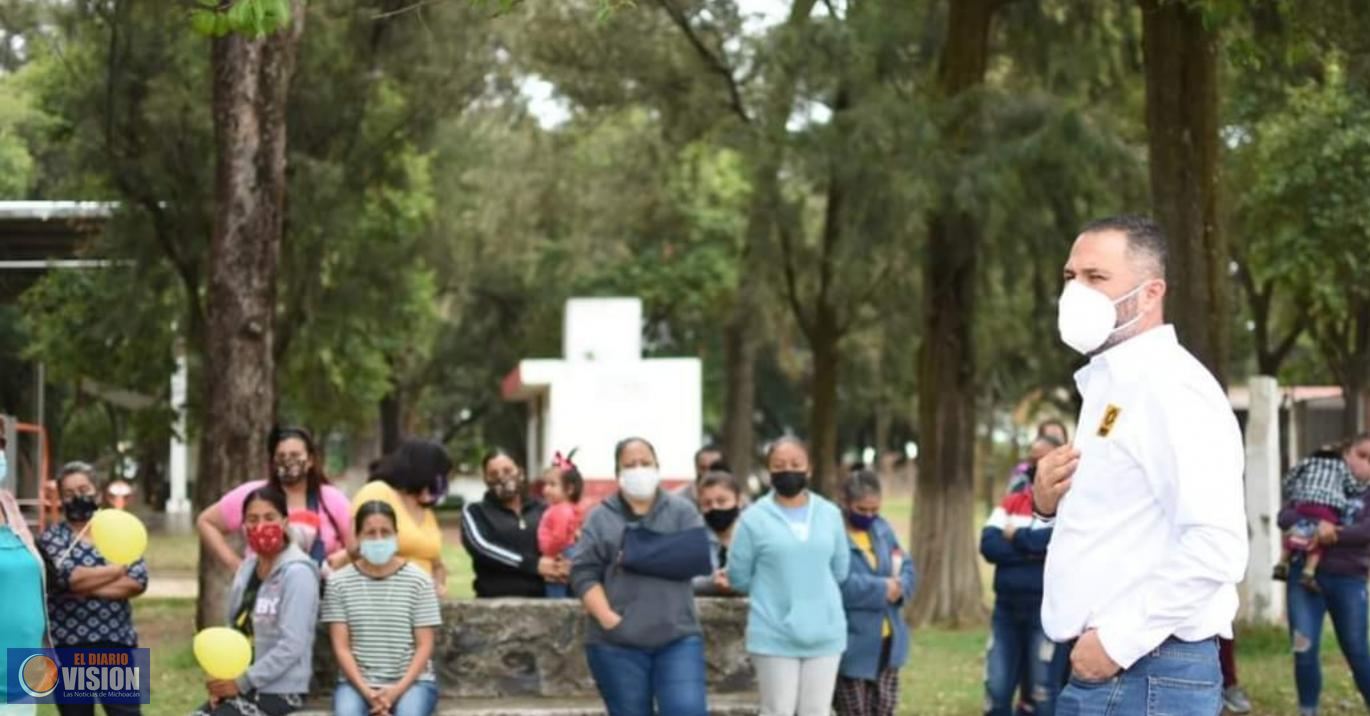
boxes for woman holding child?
[1281,433,1370,716]
[461,448,565,597]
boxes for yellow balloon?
[89,509,148,566]
[193,628,253,681]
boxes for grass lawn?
[51,592,1368,715]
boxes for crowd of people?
[2,218,1370,716]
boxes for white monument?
[501,298,702,498]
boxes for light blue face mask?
[359,536,399,567]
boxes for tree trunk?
[379,391,402,455]
[721,278,758,481]
[720,0,816,481]
[196,2,305,629]
[809,307,841,497]
[1139,0,1229,386]
[912,210,986,626]
[910,0,996,626]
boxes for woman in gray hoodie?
[192,486,320,716]
[571,437,709,716]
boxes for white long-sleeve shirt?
[1041,325,1248,669]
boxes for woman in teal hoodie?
[727,437,850,716]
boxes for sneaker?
[1301,574,1322,594]
[1272,563,1289,581]
[1223,685,1252,714]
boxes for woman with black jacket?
[460,449,567,597]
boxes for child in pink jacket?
[537,451,585,598]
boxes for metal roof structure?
[0,201,116,302]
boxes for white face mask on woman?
[1057,280,1148,355]
[619,467,661,500]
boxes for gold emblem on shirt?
[1097,404,1122,437]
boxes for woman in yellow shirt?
[352,440,451,596]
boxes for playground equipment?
[1,413,53,532]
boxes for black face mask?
[63,494,100,523]
[703,506,741,533]
[770,471,808,498]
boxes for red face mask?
[245,522,286,557]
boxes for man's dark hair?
[694,445,722,462]
[1079,214,1168,279]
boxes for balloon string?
[57,521,93,566]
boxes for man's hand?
[1070,629,1121,682]
[884,577,902,604]
[1317,520,1340,546]
[1033,444,1081,516]
[712,569,732,593]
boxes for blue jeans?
[1055,637,1220,716]
[546,583,571,598]
[585,634,707,716]
[333,680,438,716]
[1287,560,1370,711]
[985,599,1068,716]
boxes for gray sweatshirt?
[225,543,320,695]
[571,489,705,650]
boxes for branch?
[837,260,893,335]
[776,209,816,342]
[654,0,751,125]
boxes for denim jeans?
[984,599,1068,716]
[585,634,707,716]
[1286,560,1370,712]
[1055,637,1220,716]
[333,680,438,716]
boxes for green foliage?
[189,0,292,38]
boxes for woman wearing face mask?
[460,449,561,598]
[693,470,744,596]
[352,440,452,596]
[197,427,354,572]
[834,470,915,716]
[193,486,319,716]
[37,462,149,716]
[323,501,442,716]
[0,451,48,714]
[727,437,851,716]
[571,437,710,716]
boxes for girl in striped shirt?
[323,500,443,716]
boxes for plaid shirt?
[1282,453,1367,517]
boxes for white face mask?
[1057,280,1148,355]
[619,466,661,500]
[0,450,7,485]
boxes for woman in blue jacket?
[727,437,850,716]
[835,470,916,716]
[979,444,1067,716]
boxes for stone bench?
[311,597,756,705]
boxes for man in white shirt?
[1033,215,1248,715]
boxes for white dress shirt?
[1041,325,1248,669]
